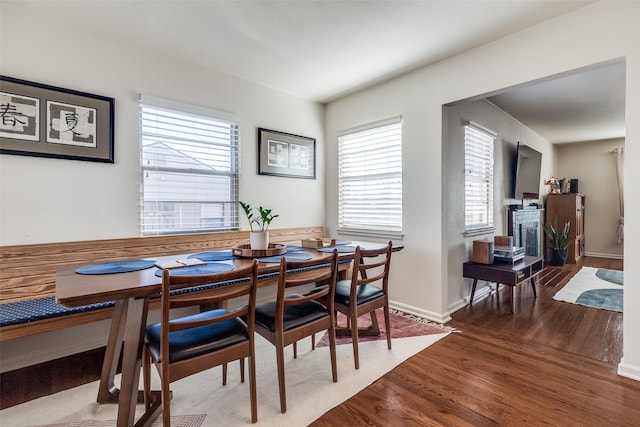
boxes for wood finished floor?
[312,257,640,426]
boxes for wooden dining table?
[55,241,400,427]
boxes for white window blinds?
[464,122,495,233]
[338,117,402,235]
[140,100,239,235]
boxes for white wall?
[556,138,625,259]
[325,1,640,380]
[0,3,325,246]
[444,99,553,311]
[0,3,325,370]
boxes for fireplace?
[508,207,544,258]
[520,222,540,257]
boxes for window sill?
[336,228,403,240]
[462,227,495,238]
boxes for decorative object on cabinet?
[545,177,561,194]
[0,75,114,163]
[545,193,585,264]
[258,127,316,179]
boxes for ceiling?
[8,1,625,143]
[487,61,626,143]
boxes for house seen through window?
[140,100,239,235]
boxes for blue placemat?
[334,240,352,246]
[155,263,235,277]
[187,251,237,261]
[316,245,357,253]
[285,245,307,252]
[257,253,313,263]
[76,259,157,275]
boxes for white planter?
[250,231,269,250]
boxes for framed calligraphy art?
[258,128,316,179]
[0,76,114,163]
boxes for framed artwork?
[258,128,315,179]
[0,75,114,163]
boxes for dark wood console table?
[463,256,543,313]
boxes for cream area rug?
[2,324,449,426]
[553,267,623,312]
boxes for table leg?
[335,310,382,337]
[531,277,537,298]
[116,297,152,427]
[98,299,128,403]
[469,279,478,305]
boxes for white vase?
[250,231,269,250]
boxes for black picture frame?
[0,75,114,163]
[258,128,315,179]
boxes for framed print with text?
[258,128,315,179]
[0,75,114,163]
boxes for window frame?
[139,96,240,236]
[337,116,403,238]
[463,121,496,237]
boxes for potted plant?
[239,201,279,250]
[543,216,571,266]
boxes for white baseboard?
[584,251,624,260]
[618,359,640,381]
[391,300,451,324]
[446,284,493,318]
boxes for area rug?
[316,308,456,347]
[1,327,449,427]
[553,267,623,312]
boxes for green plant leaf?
[544,215,571,250]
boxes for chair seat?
[255,296,329,332]
[145,309,249,364]
[334,279,384,306]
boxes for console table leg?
[510,286,515,314]
[531,277,537,298]
[469,279,478,305]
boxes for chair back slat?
[351,242,393,293]
[160,262,258,337]
[276,251,338,316]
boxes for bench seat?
[0,297,115,328]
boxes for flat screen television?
[512,141,542,200]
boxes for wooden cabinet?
[545,193,585,263]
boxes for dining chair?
[254,250,339,413]
[334,241,393,369]
[142,261,259,426]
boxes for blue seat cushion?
[334,280,384,306]
[145,309,249,364]
[0,296,115,328]
[255,296,329,332]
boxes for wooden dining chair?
[334,241,393,369]
[142,261,259,426]
[254,250,339,413]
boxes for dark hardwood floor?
[313,257,640,426]
[4,257,637,425]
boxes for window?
[464,121,496,235]
[338,117,402,236]
[140,97,239,235]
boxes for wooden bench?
[0,226,325,341]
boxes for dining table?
[55,240,402,427]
